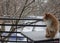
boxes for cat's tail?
[57,22,60,33]
[59,28,60,32]
[58,21,60,32]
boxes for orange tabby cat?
[43,13,59,38]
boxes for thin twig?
[2,0,29,40]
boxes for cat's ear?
[45,13,48,17]
[43,13,47,20]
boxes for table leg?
[27,38,29,43]
[32,41,34,43]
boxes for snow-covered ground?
[0,16,59,43]
[2,21,46,41]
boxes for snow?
[0,16,59,42]
[1,22,46,41]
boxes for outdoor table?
[20,31,59,43]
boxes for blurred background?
[0,0,60,43]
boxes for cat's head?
[43,13,50,20]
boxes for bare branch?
[25,0,35,7]
[2,0,29,40]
